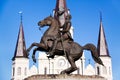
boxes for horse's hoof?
[60,71,66,74]
[32,58,36,63]
[32,55,36,63]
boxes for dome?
[84,64,95,75]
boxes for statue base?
[24,74,106,80]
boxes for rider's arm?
[62,22,71,33]
[58,10,65,15]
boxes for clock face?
[58,58,66,67]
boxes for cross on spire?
[19,11,23,23]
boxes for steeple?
[12,12,28,60]
[97,12,110,57]
[54,0,69,26]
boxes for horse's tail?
[83,43,104,66]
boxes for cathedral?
[11,0,112,80]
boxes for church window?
[17,67,21,75]
[77,68,80,74]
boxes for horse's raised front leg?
[32,47,39,63]
[60,55,77,74]
[27,42,40,55]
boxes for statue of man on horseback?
[27,14,104,74]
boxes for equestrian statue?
[27,15,104,74]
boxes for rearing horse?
[27,15,60,61]
[27,15,104,74]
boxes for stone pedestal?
[24,74,106,80]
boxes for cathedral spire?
[97,12,110,57]
[54,0,69,26]
[12,12,28,60]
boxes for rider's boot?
[47,38,59,58]
[47,50,55,59]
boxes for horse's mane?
[50,16,59,26]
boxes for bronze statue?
[27,15,104,74]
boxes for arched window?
[24,67,27,76]
[103,66,107,74]
[44,67,47,75]
[17,67,21,75]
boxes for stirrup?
[47,54,54,59]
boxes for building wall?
[11,58,29,80]
[38,52,85,75]
[95,57,112,80]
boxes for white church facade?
[11,0,112,80]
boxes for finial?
[19,11,23,23]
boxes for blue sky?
[0,0,120,80]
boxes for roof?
[12,22,28,60]
[97,13,110,57]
